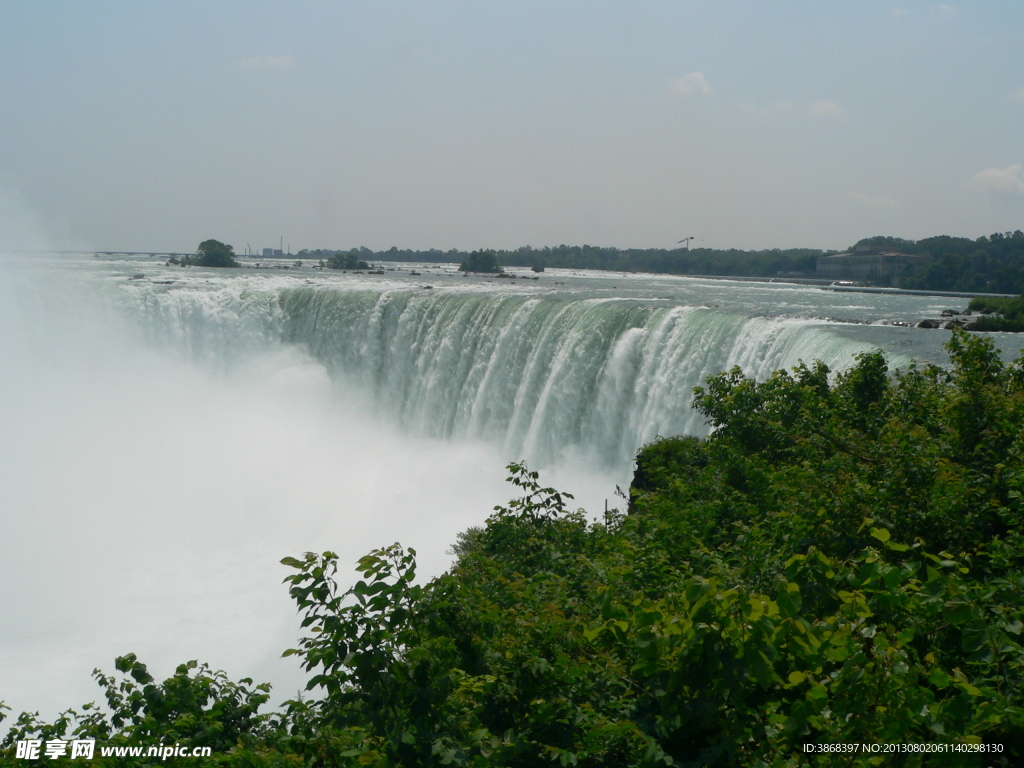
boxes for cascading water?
[120,279,880,470]
[6,255,973,723]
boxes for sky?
[1,1,1023,252]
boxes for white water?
[3,254,1021,723]
[0,258,615,721]
[117,264,892,468]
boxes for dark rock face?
[918,319,943,329]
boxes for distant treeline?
[886,232,1024,294]
[498,245,829,277]
[296,230,1024,293]
[298,245,830,277]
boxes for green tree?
[328,251,370,270]
[188,239,239,268]
[458,250,503,273]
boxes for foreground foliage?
[4,330,1024,766]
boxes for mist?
[0,253,618,720]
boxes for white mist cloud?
[0,186,90,253]
[0,257,621,721]
[970,164,1024,195]
[1008,87,1024,104]
[0,263,507,719]
[0,187,57,252]
[671,71,712,97]
[932,4,955,18]
[890,7,909,18]
[235,54,296,71]
[848,191,899,209]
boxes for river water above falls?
[2,253,1023,722]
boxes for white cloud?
[671,72,712,97]
[1008,87,1024,104]
[970,164,1024,195]
[890,7,909,18]
[848,191,898,209]
[932,4,955,18]
[808,100,845,119]
[235,55,296,71]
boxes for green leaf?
[959,682,982,697]
[777,582,802,618]
[807,684,828,701]
[942,601,974,625]
[582,627,603,642]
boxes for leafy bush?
[968,295,1024,332]
[0,656,285,766]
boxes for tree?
[459,250,503,273]
[328,251,370,270]
[188,239,239,268]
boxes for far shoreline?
[14,248,1023,301]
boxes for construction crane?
[677,237,699,250]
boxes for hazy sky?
[1,1,1022,252]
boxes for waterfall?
[121,282,876,468]
[1,261,891,721]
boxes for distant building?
[261,248,285,257]
[816,250,928,283]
